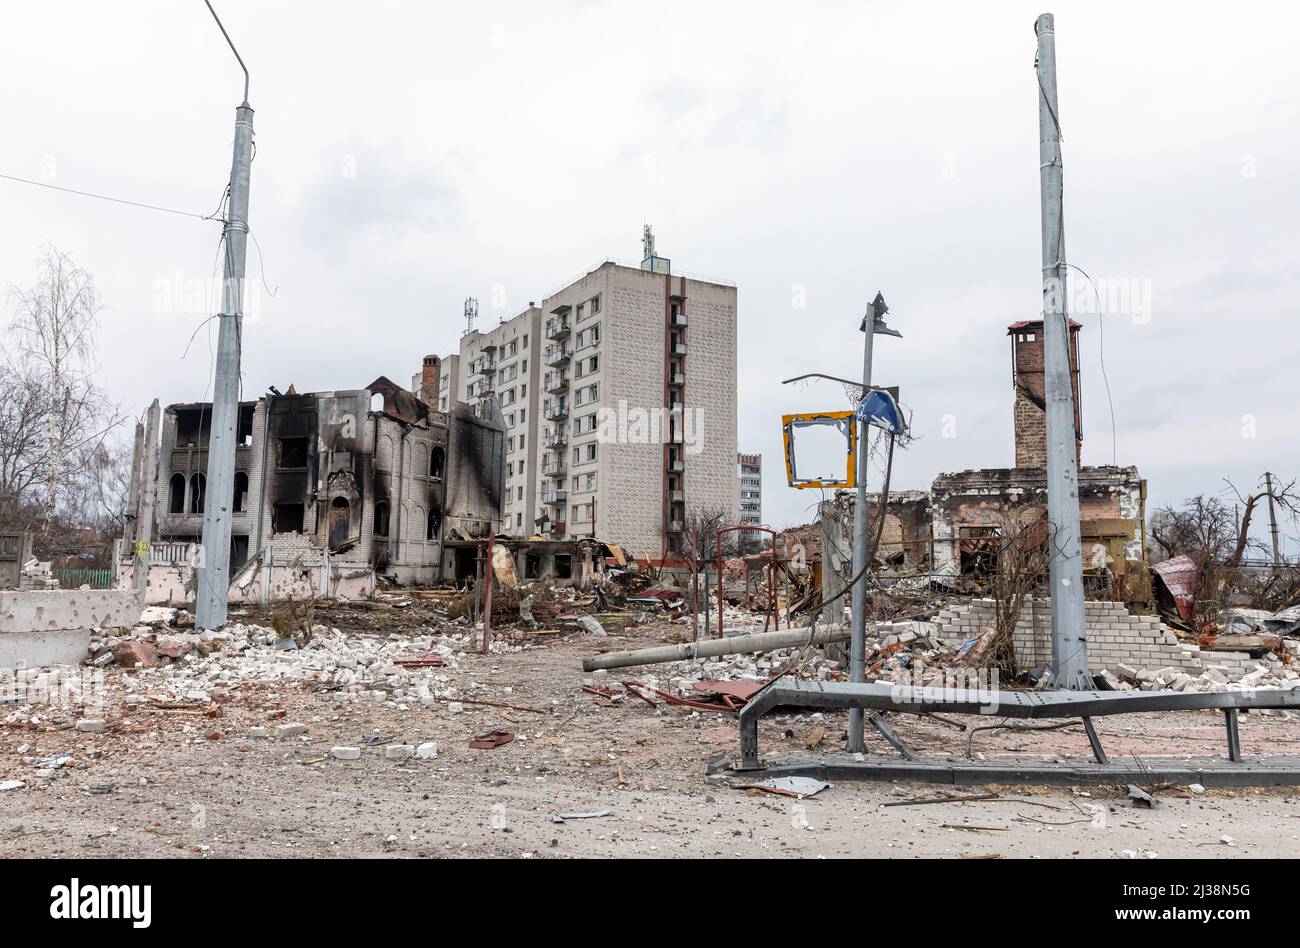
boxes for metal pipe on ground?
[580,625,849,672]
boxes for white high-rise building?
[425,231,739,558]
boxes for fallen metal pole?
[581,625,849,672]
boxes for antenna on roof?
[463,297,478,336]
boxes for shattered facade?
[128,377,505,601]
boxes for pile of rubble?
[83,610,533,712]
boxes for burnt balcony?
[546,374,569,395]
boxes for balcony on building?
[673,311,688,327]
[546,317,571,341]
[550,521,567,537]
[670,489,685,503]
[546,401,569,421]
[669,370,685,386]
[668,457,684,473]
[545,347,571,368]
[672,342,687,356]
[542,489,567,505]
[667,520,684,533]
[542,460,567,479]
[544,431,567,451]
[545,372,569,395]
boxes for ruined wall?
[862,490,931,566]
[933,598,1267,678]
[155,400,265,559]
[443,401,506,543]
[930,465,1144,592]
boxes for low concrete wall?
[120,562,375,606]
[0,589,140,669]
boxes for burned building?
[129,378,504,602]
[825,319,1150,604]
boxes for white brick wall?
[933,597,1268,677]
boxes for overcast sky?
[2,1,1297,548]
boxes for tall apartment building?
[534,231,739,558]
[422,230,738,558]
[738,452,762,536]
[456,305,543,538]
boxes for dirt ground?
[3,618,1300,859]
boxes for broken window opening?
[374,501,390,538]
[430,446,445,480]
[233,471,249,513]
[278,437,308,470]
[189,472,206,514]
[168,473,186,514]
[329,496,351,549]
[272,502,305,534]
[237,405,255,447]
[426,508,442,541]
[175,408,210,448]
[554,554,572,579]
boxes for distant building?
[738,452,762,541]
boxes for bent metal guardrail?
[735,678,1300,771]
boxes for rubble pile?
[86,620,532,711]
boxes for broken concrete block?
[75,719,106,733]
[248,727,269,738]
[113,640,159,670]
[415,742,438,759]
[1116,663,1140,682]
[385,744,414,760]
[276,723,307,738]
[329,746,360,760]
[155,636,194,659]
[446,702,464,714]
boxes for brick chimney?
[1009,319,1081,468]
[419,354,440,405]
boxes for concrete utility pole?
[1035,13,1090,688]
[134,400,160,601]
[196,2,254,630]
[126,421,144,542]
[1265,472,1281,571]
[848,292,900,753]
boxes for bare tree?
[684,506,727,639]
[982,516,1050,678]
[4,246,124,540]
[1151,478,1299,615]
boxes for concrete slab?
[0,589,138,669]
[0,589,139,632]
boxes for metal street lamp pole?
[848,292,900,753]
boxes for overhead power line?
[0,171,223,221]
